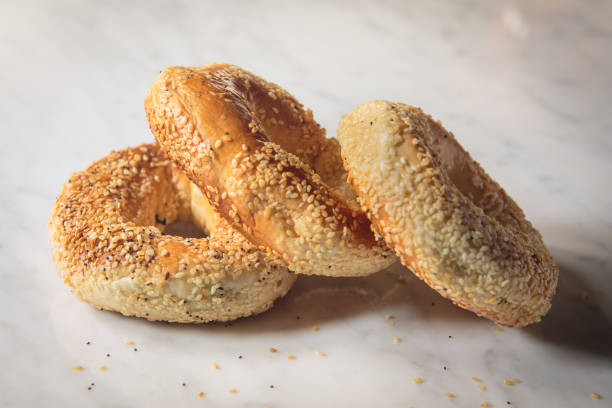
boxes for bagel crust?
[49,144,296,323]
[338,101,558,327]
[145,63,395,277]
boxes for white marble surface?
[1,0,611,407]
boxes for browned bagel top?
[145,64,395,276]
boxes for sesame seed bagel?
[337,101,558,327]
[49,144,296,323]
[145,63,395,276]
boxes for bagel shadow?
[142,261,481,335]
[152,220,481,333]
[523,247,612,359]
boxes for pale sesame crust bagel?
[337,101,558,327]
[145,63,395,277]
[49,144,296,323]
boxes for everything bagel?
[145,63,396,277]
[49,144,295,323]
[337,101,558,327]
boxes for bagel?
[337,101,558,327]
[145,63,396,277]
[49,144,296,323]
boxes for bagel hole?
[162,220,208,239]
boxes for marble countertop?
[1,1,611,407]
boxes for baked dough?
[337,101,558,327]
[145,63,396,276]
[49,144,295,322]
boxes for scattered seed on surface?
[199,392,205,397]
[445,393,455,398]
[481,403,491,407]
[269,348,278,353]
[494,327,504,332]
[385,314,394,320]
[393,336,401,343]
[212,363,219,370]
[412,377,423,384]
[472,377,482,383]
[314,350,326,356]
[312,326,319,332]
[125,340,134,345]
[229,388,237,394]
[72,365,83,371]
[479,385,486,391]
[591,392,602,399]
[99,365,107,371]
[388,321,396,327]
[287,355,295,360]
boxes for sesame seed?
[229,388,237,394]
[393,336,401,343]
[199,392,205,397]
[384,314,394,320]
[314,350,326,356]
[125,340,134,345]
[72,365,83,371]
[99,365,107,371]
[212,363,219,370]
[472,377,482,383]
[591,392,602,399]
[311,325,319,332]
[444,393,455,398]
[481,403,491,407]
[287,355,295,360]
[269,348,278,353]
[412,377,423,384]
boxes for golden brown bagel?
[337,101,558,327]
[145,63,395,276]
[49,144,295,323]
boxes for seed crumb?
[393,336,401,343]
[99,365,107,371]
[503,379,521,386]
[412,377,423,384]
[388,321,396,327]
[312,326,319,332]
[494,327,504,332]
[212,363,219,370]
[199,392,205,398]
[472,377,482,383]
[125,340,134,345]
[479,384,486,391]
[591,392,602,399]
[481,403,491,407]
[229,388,237,394]
[287,355,295,360]
[445,392,455,398]
[72,365,83,371]
[385,314,394,320]
[269,347,278,353]
[314,350,326,356]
